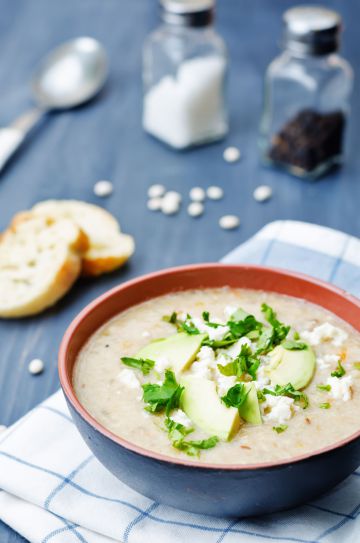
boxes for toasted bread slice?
[0,213,88,318]
[32,200,134,276]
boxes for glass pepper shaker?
[260,6,353,179]
[142,0,228,150]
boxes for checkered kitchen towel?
[0,220,360,543]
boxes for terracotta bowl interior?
[59,264,360,464]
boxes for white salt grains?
[253,185,272,202]
[219,215,240,230]
[223,146,241,163]
[93,180,113,197]
[207,186,223,200]
[28,358,44,375]
[187,202,204,217]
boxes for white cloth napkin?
[1,220,360,543]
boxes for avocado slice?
[238,383,262,425]
[265,344,316,390]
[180,375,242,441]
[136,333,206,375]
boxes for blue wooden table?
[0,0,359,540]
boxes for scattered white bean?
[161,197,180,215]
[219,215,240,230]
[189,187,206,202]
[93,180,113,197]
[223,146,241,163]
[164,191,182,203]
[147,197,162,211]
[0,425,7,434]
[28,358,44,375]
[187,202,204,217]
[207,186,223,200]
[148,184,166,198]
[253,185,273,202]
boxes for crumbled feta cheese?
[118,369,141,390]
[142,330,151,338]
[327,375,353,402]
[191,317,229,342]
[155,356,170,373]
[215,370,237,397]
[261,395,295,425]
[317,354,340,370]
[253,364,270,389]
[224,305,238,320]
[190,346,215,379]
[170,409,193,428]
[302,323,348,347]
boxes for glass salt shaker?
[260,6,353,179]
[142,0,228,150]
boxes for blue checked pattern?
[0,220,360,543]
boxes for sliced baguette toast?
[32,200,134,276]
[0,212,88,318]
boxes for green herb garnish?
[172,436,219,457]
[354,362,360,371]
[263,383,309,409]
[163,312,200,335]
[202,311,220,328]
[165,418,193,440]
[121,357,155,375]
[317,384,331,392]
[221,383,250,408]
[331,360,346,378]
[319,402,331,409]
[281,340,307,351]
[260,303,290,351]
[273,424,288,433]
[217,344,260,381]
[142,370,184,415]
[257,389,266,403]
[227,315,263,340]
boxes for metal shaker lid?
[283,6,342,56]
[161,0,215,27]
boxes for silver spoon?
[0,37,108,173]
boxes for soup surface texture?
[73,288,360,464]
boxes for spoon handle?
[0,108,44,173]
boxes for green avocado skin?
[266,344,316,390]
[136,332,206,375]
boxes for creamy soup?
[73,288,360,464]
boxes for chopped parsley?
[172,436,219,457]
[317,384,331,392]
[331,360,346,378]
[163,312,200,335]
[221,383,250,409]
[257,389,266,403]
[263,383,309,409]
[202,311,220,328]
[121,356,155,375]
[281,340,307,350]
[165,418,193,440]
[227,314,263,340]
[217,344,260,381]
[273,424,288,433]
[260,303,290,351]
[142,370,184,415]
[319,402,331,409]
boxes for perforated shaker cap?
[283,5,342,56]
[161,0,215,27]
